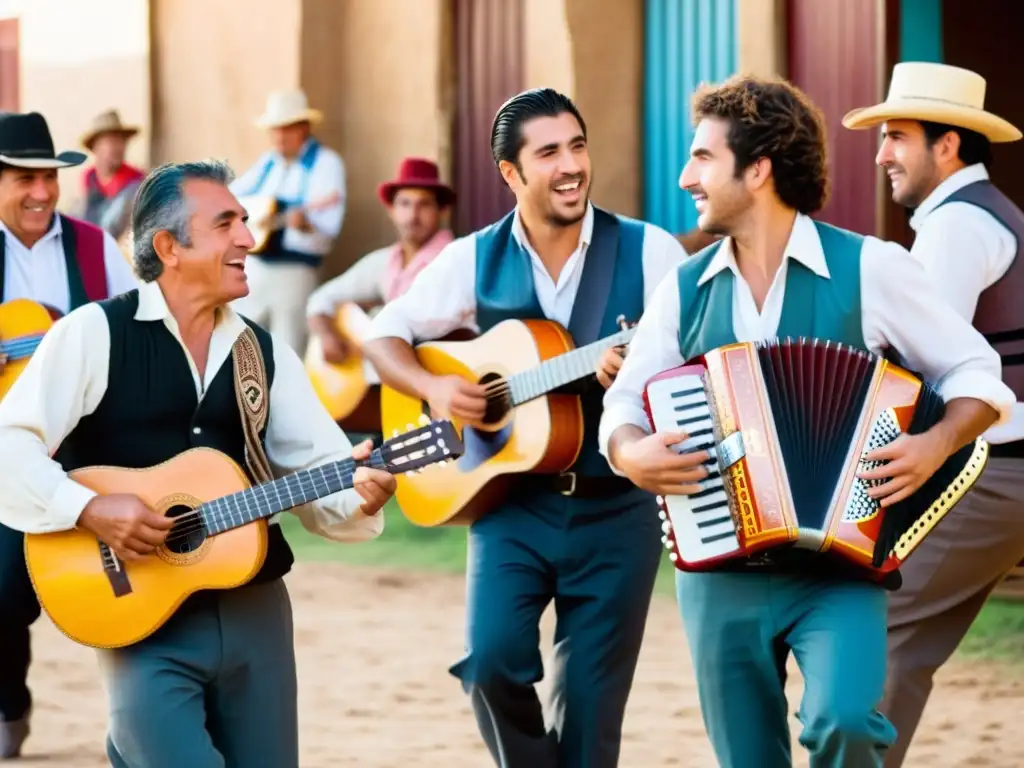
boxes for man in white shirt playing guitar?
[230,89,346,353]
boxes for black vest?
[55,289,294,585]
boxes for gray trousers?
[881,456,1024,767]
[96,578,297,768]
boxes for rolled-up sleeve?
[861,237,1015,425]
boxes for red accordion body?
[642,339,988,580]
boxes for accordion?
[642,338,989,580]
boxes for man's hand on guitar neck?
[596,346,626,389]
[609,426,710,496]
[76,494,174,562]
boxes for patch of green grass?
[956,598,1024,664]
[282,506,1024,665]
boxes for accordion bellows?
[642,338,989,580]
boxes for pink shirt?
[383,228,454,302]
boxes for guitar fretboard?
[198,454,380,535]
[505,326,636,405]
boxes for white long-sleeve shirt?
[365,203,688,344]
[1,215,138,309]
[229,139,346,257]
[599,212,1015,466]
[907,163,1023,444]
[0,280,382,541]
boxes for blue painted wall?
[900,0,943,62]
[643,0,737,235]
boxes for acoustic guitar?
[236,191,342,254]
[24,419,463,649]
[380,317,635,527]
[0,299,62,400]
[305,302,375,422]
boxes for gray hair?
[131,159,236,282]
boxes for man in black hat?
[0,111,137,758]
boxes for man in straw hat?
[305,156,455,363]
[844,61,1024,766]
[230,88,346,354]
[72,109,145,241]
[0,111,137,758]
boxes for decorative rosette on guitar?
[641,338,989,580]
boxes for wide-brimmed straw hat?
[79,109,140,151]
[254,89,323,129]
[0,112,86,169]
[843,62,1021,142]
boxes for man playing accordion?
[598,75,1014,768]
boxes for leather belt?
[540,472,636,498]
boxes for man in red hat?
[306,156,455,363]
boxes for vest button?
[192,426,201,435]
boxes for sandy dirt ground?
[16,562,1024,767]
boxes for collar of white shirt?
[0,213,65,250]
[134,279,247,340]
[509,201,595,257]
[909,163,989,233]
[696,212,831,287]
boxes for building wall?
[0,0,151,210]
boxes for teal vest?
[677,220,867,361]
[475,207,646,477]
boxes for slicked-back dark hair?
[490,87,587,173]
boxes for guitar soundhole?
[164,504,208,554]
[478,372,512,425]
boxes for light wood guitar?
[0,299,62,400]
[24,419,463,649]
[305,302,375,422]
[380,317,635,527]
[236,191,342,254]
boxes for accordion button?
[669,552,678,562]
[657,508,667,521]
[656,495,664,506]
[661,521,672,534]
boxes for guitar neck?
[198,453,377,535]
[507,325,636,406]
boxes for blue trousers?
[676,570,897,768]
[0,522,38,723]
[97,578,298,768]
[450,486,662,768]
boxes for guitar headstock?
[373,419,464,475]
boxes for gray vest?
[935,180,1024,400]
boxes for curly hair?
[691,74,830,215]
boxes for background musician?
[230,88,347,353]
[71,109,146,242]
[361,88,687,768]
[843,62,1024,767]
[305,156,455,364]
[0,159,393,767]
[599,75,1014,768]
[0,111,138,759]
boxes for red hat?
[377,157,456,208]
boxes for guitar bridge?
[98,541,133,597]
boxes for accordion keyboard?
[645,376,741,562]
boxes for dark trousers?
[449,485,661,768]
[0,522,38,723]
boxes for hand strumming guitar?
[425,375,489,429]
[307,314,352,364]
[76,494,174,562]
